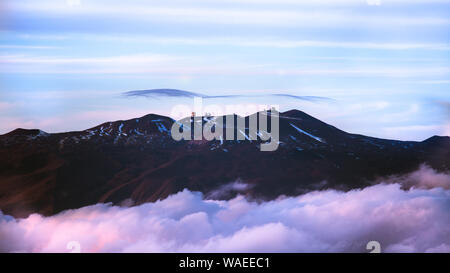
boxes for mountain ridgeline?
[0,110,449,218]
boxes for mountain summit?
[0,110,449,217]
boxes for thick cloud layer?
[1,167,450,253]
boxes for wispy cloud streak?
[5,1,450,27]
[122,89,333,102]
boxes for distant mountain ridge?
[0,110,449,218]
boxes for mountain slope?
[0,110,449,218]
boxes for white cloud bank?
[1,166,450,253]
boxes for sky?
[0,0,449,140]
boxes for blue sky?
[0,0,449,140]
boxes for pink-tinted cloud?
[1,167,450,253]
[389,164,450,190]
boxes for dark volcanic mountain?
[0,110,449,218]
